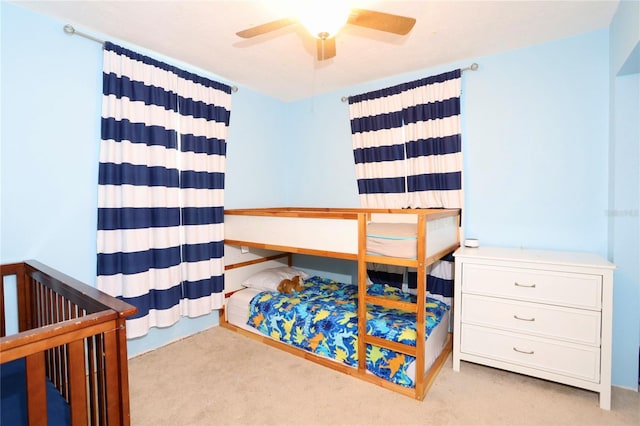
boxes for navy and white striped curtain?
[349,84,407,208]
[349,69,462,209]
[97,42,231,338]
[402,71,462,209]
[349,70,462,304]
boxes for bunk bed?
[0,260,137,425]
[222,207,460,400]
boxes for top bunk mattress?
[367,222,419,258]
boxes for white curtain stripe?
[97,227,182,254]
[98,185,182,208]
[403,115,461,140]
[354,158,408,179]
[102,95,180,131]
[99,140,179,169]
[125,306,182,338]
[97,265,183,298]
[179,151,226,174]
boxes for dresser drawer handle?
[513,314,535,322]
[513,347,535,355]
[514,282,536,288]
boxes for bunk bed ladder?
[357,213,429,399]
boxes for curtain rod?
[340,62,479,103]
[63,24,239,93]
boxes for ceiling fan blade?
[236,17,297,38]
[316,37,336,61]
[347,8,416,35]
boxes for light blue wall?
[2,2,638,389]
[463,34,610,254]
[1,3,103,282]
[283,95,358,207]
[609,0,640,390]
[226,88,289,208]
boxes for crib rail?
[0,260,137,426]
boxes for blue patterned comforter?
[247,276,449,387]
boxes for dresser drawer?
[461,294,601,345]
[461,324,600,382]
[462,264,602,310]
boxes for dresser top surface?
[454,246,616,270]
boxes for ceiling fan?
[236,8,416,61]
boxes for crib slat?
[103,329,120,424]
[0,272,5,337]
[25,352,48,426]
[86,335,97,425]
[68,339,89,424]
[96,334,108,424]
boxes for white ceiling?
[12,0,619,102]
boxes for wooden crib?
[0,260,137,425]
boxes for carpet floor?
[128,326,639,426]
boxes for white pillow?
[241,266,310,292]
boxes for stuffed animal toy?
[277,275,304,294]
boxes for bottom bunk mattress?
[226,276,450,388]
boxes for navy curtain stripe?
[347,69,460,105]
[103,73,178,110]
[97,246,182,276]
[180,134,226,156]
[348,83,406,104]
[98,207,180,230]
[403,69,461,91]
[405,135,461,158]
[402,98,461,124]
[102,118,178,147]
[350,110,404,133]
[120,285,183,319]
[179,170,225,190]
[407,272,454,297]
[407,172,462,192]
[180,207,224,226]
[181,241,225,263]
[353,144,405,164]
[98,163,179,187]
[430,275,454,298]
[367,270,404,289]
[357,177,406,195]
[182,276,224,300]
[104,42,232,94]
[178,97,231,124]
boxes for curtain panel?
[402,70,462,209]
[349,69,462,209]
[97,42,231,338]
[348,69,462,304]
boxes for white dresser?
[452,247,615,409]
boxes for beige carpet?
[128,326,639,426]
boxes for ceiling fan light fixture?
[296,1,350,39]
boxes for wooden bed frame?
[0,260,137,425]
[222,207,460,400]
